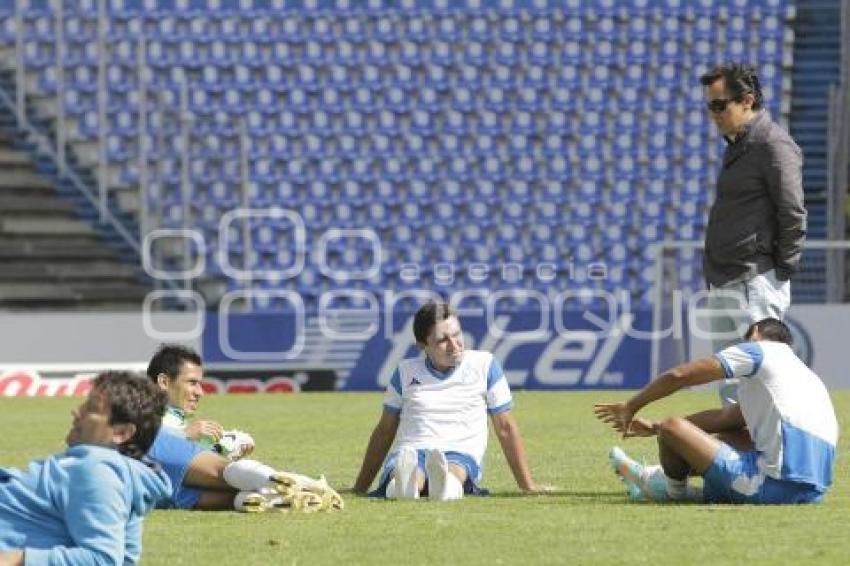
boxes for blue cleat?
[609,447,669,502]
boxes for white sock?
[666,477,688,500]
[394,447,420,499]
[223,459,277,491]
[686,485,704,501]
[385,478,397,499]
[443,473,464,501]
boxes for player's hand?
[523,483,557,494]
[0,550,24,566]
[622,417,658,438]
[593,402,635,437]
[185,419,224,442]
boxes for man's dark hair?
[699,63,764,111]
[146,344,202,382]
[745,317,793,346]
[413,302,457,344]
[92,371,168,460]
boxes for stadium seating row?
[0,0,794,309]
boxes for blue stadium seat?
[8,1,795,310]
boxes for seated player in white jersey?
[594,318,838,504]
[352,302,540,500]
[146,344,343,513]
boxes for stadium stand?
[0,0,814,311]
[788,0,843,302]
[0,82,149,308]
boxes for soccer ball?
[213,430,255,461]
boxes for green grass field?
[2,391,848,565]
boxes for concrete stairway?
[0,129,151,309]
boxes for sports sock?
[666,477,688,500]
[686,485,704,502]
[443,473,464,501]
[223,459,278,491]
[385,478,397,499]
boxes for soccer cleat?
[394,446,420,499]
[425,449,449,501]
[641,465,672,502]
[309,476,345,511]
[239,491,268,513]
[608,447,669,502]
[283,490,324,513]
[238,489,323,513]
[268,471,300,496]
[267,471,344,511]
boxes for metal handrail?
[825,0,850,301]
[0,84,142,257]
[650,239,850,377]
[2,4,194,301]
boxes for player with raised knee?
[594,318,837,504]
[352,302,539,500]
[146,344,343,513]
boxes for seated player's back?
[732,340,838,488]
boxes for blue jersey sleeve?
[383,369,403,414]
[24,458,129,566]
[715,342,765,379]
[485,357,513,414]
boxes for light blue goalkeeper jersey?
[0,444,171,565]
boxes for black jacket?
[703,111,807,287]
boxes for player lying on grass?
[353,302,540,500]
[145,344,343,513]
[0,372,171,565]
[594,318,838,504]
[148,344,255,460]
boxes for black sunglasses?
[706,97,740,114]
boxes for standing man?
[353,302,539,500]
[595,318,837,505]
[701,64,806,402]
[0,371,171,565]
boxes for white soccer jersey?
[383,350,513,466]
[716,341,838,489]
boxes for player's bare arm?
[353,410,400,494]
[0,550,24,566]
[594,357,727,435]
[183,419,224,442]
[491,411,536,492]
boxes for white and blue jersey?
[383,350,513,473]
[715,341,838,493]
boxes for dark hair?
[92,371,168,460]
[413,302,457,344]
[745,317,793,346]
[699,63,763,111]
[147,344,202,383]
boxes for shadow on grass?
[486,489,629,504]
